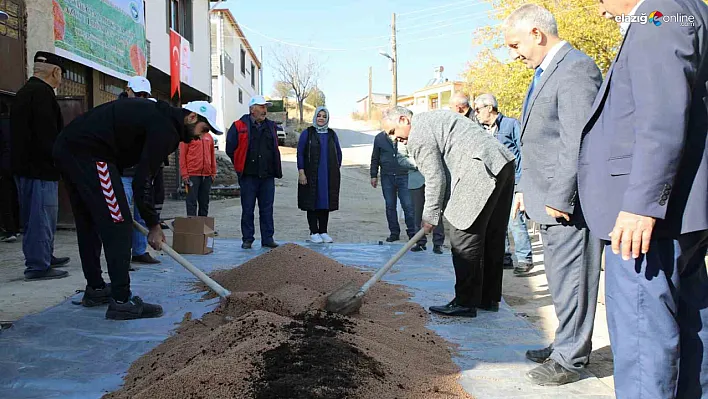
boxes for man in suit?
[10,52,72,281]
[383,106,515,318]
[579,0,708,396]
[503,4,603,385]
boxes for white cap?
[127,76,151,95]
[183,101,223,135]
[248,95,272,107]
[0,11,8,21]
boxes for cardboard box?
[172,217,215,255]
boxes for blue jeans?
[15,177,57,273]
[239,175,275,244]
[121,177,147,256]
[380,174,415,238]
[505,209,533,265]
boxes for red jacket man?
[179,132,217,216]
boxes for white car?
[275,122,286,145]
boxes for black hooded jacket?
[54,98,188,227]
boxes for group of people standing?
[384,0,708,397]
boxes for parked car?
[275,122,285,145]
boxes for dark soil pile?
[105,244,471,399]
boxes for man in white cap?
[126,76,152,99]
[0,11,8,21]
[53,98,222,320]
[226,95,283,249]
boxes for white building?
[210,3,261,151]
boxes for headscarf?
[313,106,329,134]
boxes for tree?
[272,80,292,104]
[270,46,323,122]
[465,0,620,119]
[307,86,326,107]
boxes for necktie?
[522,67,544,120]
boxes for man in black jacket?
[53,99,222,320]
[10,52,71,281]
[370,131,415,242]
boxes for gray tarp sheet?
[0,240,613,399]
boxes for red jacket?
[179,133,216,178]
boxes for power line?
[397,0,481,17]
[397,10,495,33]
[398,0,490,23]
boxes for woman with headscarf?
[297,107,342,243]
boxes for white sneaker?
[320,233,333,243]
[310,233,324,243]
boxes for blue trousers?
[121,177,147,256]
[505,209,533,265]
[15,177,58,273]
[605,230,708,399]
[239,175,275,244]
[381,174,415,238]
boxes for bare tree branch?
[269,46,324,122]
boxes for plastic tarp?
[0,240,613,399]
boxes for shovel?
[325,228,426,315]
[133,221,231,299]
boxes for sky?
[222,0,498,116]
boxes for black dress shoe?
[478,302,500,312]
[241,242,253,249]
[526,344,553,363]
[514,262,534,276]
[106,296,163,320]
[262,241,279,249]
[429,301,477,318]
[51,256,70,267]
[433,245,443,254]
[24,268,69,281]
[385,235,400,242]
[81,284,112,307]
[525,359,580,386]
[411,244,426,252]
[131,253,161,264]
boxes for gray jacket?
[396,141,425,189]
[408,110,515,230]
[519,42,602,225]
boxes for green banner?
[53,0,147,80]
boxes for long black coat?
[297,126,341,211]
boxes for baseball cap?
[183,101,223,135]
[34,51,65,73]
[127,76,151,95]
[0,11,8,21]
[248,95,272,107]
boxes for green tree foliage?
[307,87,326,107]
[465,0,620,119]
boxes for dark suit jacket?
[578,0,708,239]
[519,43,602,225]
[10,77,63,181]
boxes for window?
[166,0,193,44]
[431,97,439,109]
[238,89,243,104]
[224,52,234,82]
[240,48,246,75]
[250,63,255,88]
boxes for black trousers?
[307,210,329,234]
[55,146,132,301]
[186,176,212,216]
[449,162,514,307]
[410,185,445,246]
[0,172,19,234]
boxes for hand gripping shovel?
[325,228,426,315]
[133,221,231,299]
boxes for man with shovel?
[53,99,222,320]
[383,107,516,318]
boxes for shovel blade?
[325,281,363,315]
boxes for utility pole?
[391,12,397,107]
[368,66,373,120]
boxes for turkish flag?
[170,29,181,100]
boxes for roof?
[412,80,464,94]
[210,5,261,69]
[356,92,391,103]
